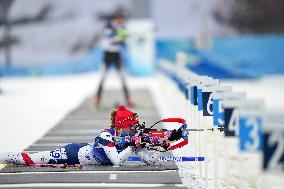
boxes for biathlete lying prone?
[0,106,188,167]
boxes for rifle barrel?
[186,128,214,131]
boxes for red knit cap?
[115,105,139,128]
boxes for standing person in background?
[95,13,134,108]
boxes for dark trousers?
[96,52,130,101]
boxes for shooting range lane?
[0,89,186,189]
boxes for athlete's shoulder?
[98,130,115,147]
[99,130,113,140]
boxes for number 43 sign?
[239,116,263,152]
[239,100,264,153]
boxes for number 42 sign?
[263,113,284,172]
[263,131,284,171]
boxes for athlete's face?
[112,16,125,27]
[117,17,125,25]
[116,127,134,136]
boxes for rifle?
[113,118,224,151]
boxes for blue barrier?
[127,156,205,162]
[158,35,284,79]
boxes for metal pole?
[0,0,14,93]
[3,6,12,68]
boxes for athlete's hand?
[168,129,183,141]
[132,136,142,149]
[129,145,136,152]
[160,140,170,151]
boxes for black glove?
[161,140,170,151]
[168,129,182,141]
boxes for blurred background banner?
[0,0,284,78]
[126,19,155,76]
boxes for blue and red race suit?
[0,130,161,166]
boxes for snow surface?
[0,72,284,188]
[0,71,156,152]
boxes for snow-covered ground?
[0,71,284,188]
[0,73,99,152]
[0,71,156,153]
[223,76,284,112]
